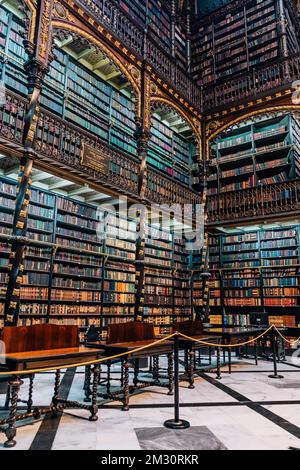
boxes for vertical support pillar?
[134,66,150,322]
[4,0,54,326]
[134,207,147,321]
[171,0,176,59]
[277,0,289,58]
[186,0,192,75]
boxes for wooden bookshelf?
[207,113,300,196]
[204,227,300,328]
[191,0,300,86]
[0,176,194,331]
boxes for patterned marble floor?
[0,356,300,450]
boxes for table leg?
[89,364,100,422]
[133,359,139,388]
[4,376,23,448]
[27,375,34,413]
[209,347,212,365]
[167,351,174,396]
[51,370,61,417]
[152,356,159,384]
[122,359,130,411]
[84,365,92,402]
[120,361,124,387]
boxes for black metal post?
[164,334,190,429]
[268,328,284,379]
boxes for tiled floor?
[0,356,300,450]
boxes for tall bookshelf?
[0,4,27,96]
[0,175,194,332]
[119,0,188,68]
[205,226,300,328]
[0,3,137,159]
[191,0,300,86]
[148,113,195,187]
[207,113,300,196]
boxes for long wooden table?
[85,339,174,410]
[0,325,104,448]
[85,321,174,410]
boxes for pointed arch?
[51,20,142,118]
[150,96,202,159]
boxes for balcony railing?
[207,180,300,224]
[0,91,201,211]
[203,54,300,112]
[77,0,202,110]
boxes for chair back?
[107,321,154,344]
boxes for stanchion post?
[268,327,284,379]
[164,333,190,430]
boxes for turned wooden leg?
[120,361,124,387]
[84,365,92,402]
[4,376,23,448]
[184,350,189,374]
[51,370,61,417]
[122,359,130,411]
[89,364,100,422]
[152,356,159,384]
[167,352,174,395]
[133,359,139,388]
[27,375,34,413]
[188,350,195,389]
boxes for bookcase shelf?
[0,175,194,332]
[205,225,300,328]
[191,0,300,87]
[208,113,300,195]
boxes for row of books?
[191,0,291,86]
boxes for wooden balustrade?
[0,91,200,211]
[207,180,300,224]
[203,54,300,112]
[77,0,202,110]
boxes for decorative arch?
[51,20,142,118]
[149,96,202,159]
[206,104,300,158]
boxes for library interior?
[0,0,300,452]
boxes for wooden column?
[4,0,54,326]
[195,121,210,322]
[277,0,289,58]
[171,0,176,58]
[134,66,150,322]
[186,0,192,75]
